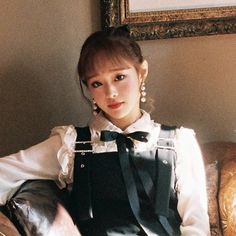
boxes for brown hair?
[77,25,144,85]
[76,26,154,113]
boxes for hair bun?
[106,25,130,38]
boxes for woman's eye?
[91,81,102,88]
[115,74,125,81]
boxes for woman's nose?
[105,84,118,98]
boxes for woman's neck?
[103,110,142,131]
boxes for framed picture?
[100,0,236,40]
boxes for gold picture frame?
[101,0,236,40]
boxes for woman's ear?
[139,60,148,82]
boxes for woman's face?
[87,58,147,129]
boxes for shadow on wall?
[0,0,99,156]
[0,61,55,155]
[0,59,89,156]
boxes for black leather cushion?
[5,180,69,236]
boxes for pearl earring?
[92,99,98,115]
[140,82,146,103]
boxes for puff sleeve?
[0,125,77,205]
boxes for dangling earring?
[140,82,146,103]
[92,98,98,115]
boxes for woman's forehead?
[91,54,132,73]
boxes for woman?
[0,26,210,235]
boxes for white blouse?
[0,111,210,235]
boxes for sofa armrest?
[205,161,222,236]
[219,159,236,236]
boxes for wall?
[141,34,236,143]
[0,0,235,156]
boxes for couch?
[0,141,236,236]
[202,142,236,236]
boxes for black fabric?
[79,153,146,236]
[71,126,93,221]
[72,126,181,236]
[156,125,181,235]
[101,130,150,144]
[155,148,173,216]
[101,131,168,235]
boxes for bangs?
[88,51,130,78]
[80,41,140,83]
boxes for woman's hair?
[77,25,144,85]
[77,25,154,113]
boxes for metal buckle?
[74,141,94,154]
[156,145,175,151]
[157,138,175,150]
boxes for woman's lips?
[108,102,123,109]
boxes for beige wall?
[141,34,236,143]
[0,0,235,156]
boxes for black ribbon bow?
[101,130,149,148]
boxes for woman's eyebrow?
[111,65,131,71]
[87,66,131,80]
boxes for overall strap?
[155,124,177,235]
[101,131,167,236]
[71,126,93,221]
[129,124,178,235]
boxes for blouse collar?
[88,110,160,152]
[88,110,157,134]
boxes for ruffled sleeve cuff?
[50,125,77,188]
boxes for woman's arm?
[0,125,77,205]
[175,128,210,236]
[0,134,62,205]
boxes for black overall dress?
[70,127,181,236]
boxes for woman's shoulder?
[152,121,196,138]
[50,125,77,148]
[51,125,76,137]
[174,126,200,159]
[153,123,197,149]
[175,126,196,141]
